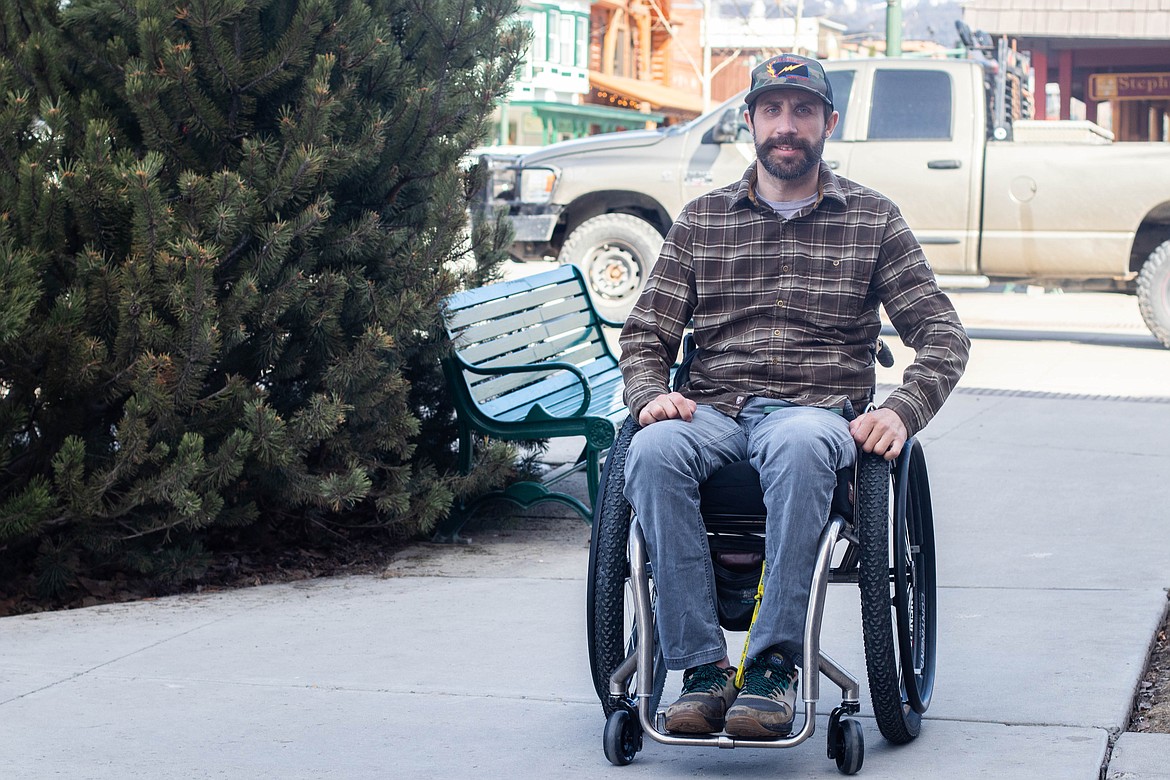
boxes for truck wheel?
[558,214,663,321]
[1137,239,1170,349]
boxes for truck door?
[677,93,757,204]
[845,67,982,275]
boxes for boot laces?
[741,654,795,698]
[681,664,730,695]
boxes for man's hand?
[637,392,697,426]
[849,407,908,461]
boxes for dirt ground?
[1129,606,1170,733]
[0,537,401,618]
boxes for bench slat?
[451,297,589,354]
[446,276,587,331]
[456,308,596,366]
[465,335,608,403]
[445,265,579,314]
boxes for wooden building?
[964,0,1170,141]
[587,1,705,126]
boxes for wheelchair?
[586,389,937,774]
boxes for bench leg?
[433,424,478,543]
[432,498,474,543]
[434,426,605,543]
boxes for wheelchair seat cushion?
[699,460,767,519]
[699,460,853,526]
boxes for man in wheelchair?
[617,53,970,739]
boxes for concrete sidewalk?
[3,293,1170,778]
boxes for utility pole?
[885,0,902,57]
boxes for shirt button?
[832,260,841,267]
[783,265,791,272]
[773,329,782,336]
[776,299,785,307]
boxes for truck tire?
[558,214,663,322]
[1138,239,1170,349]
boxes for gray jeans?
[623,398,856,671]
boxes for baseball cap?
[745,54,834,110]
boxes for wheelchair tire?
[586,416,666,717]
[856,441,937,745]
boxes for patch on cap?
[746,54,833,110]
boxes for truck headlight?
[518,167,558,204]
[478,156,518,202]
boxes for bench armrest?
[452,356,593,419]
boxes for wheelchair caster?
[603,708,641,766]
[831,718,864,775]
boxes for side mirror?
[709,107,745,144]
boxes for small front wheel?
[603,708,641,766]
[834,718,865,775]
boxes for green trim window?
[532,12,546,63]
[576,15,588,68]
[547,10,561,64]
[526,5,589,70]
[520,19,535,81]
[559,12,574,65]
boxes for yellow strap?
[734,559,767,689]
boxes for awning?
[510,100,665,125]
[589,71,705,116]
[500,100,665,144]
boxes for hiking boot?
[662,663,738,734]
[724,649,799,738]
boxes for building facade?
[494,0,706,146]
[494,1,597,146]
[586,1,704,125]
[705,1,847,104]
[964,0,1170,141]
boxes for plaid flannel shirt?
[619,162,970,437]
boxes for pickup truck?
[475,46,1170,347]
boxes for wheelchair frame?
[586,415,938,774]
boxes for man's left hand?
[849,408,908,461]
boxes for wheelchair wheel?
[832,718,865,775]
[856,441,937,744]
[603,708,642,766]
[587,417,666,717]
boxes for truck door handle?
[927,159,962,169]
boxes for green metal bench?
[435,265,628,541]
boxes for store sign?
[1089,72,1170,102]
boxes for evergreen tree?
[0,0,525,593]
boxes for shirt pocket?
[798,255,873,329]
